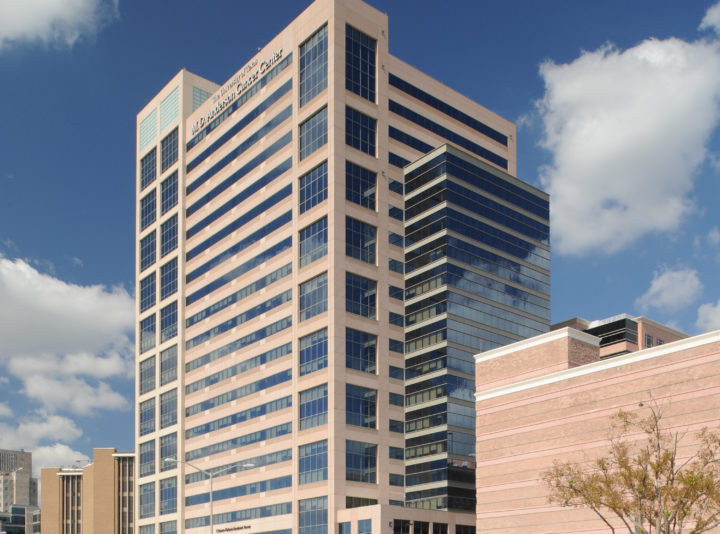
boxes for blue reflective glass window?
[346,384,376,428]
[389,338,404,354]
[389,177,404,194]
[389,285,404,301]
[389,231,403,248]
[139,398,155,436]
[389,205,403,221]
[140,314,156,354]
[160,477,177,515]
[299,107,328,160]
[140,190,156,230]
[140,273,156,313]
[140,148,156,190]
[300,217,328,267]
[160,433,176,471]
[339,523,351,534]
[346,440,376,482]
[300,328,328,376]
[160,345,177,385]
[389,419,404,433]
[389,447,404,460]
[389,473,404,486]
[389,365,404,380]
[161,128,178,172]
[160,388,177,428]
[299,496,328,534]
[346,328,376,374]
[300,272,328,321]
[140,526,155,534]
[160,258,177,300]
[346,25,376,102]
[139,440,155,477]
[299,439,328,485]
[345,272,376,319]
[299,161,328,213]
[160,215,177,257]
[159,521,176,534]
[140,231,156,272]
[345,160,376,210]
[160,302,177,342]
[139,355,155,395]
[300,384,328,430]
[358,519,372,533]
[345,217,376,264]
[389,312,404,327]
[139,482,155,519]
[160,172,178,214]
[389,258,404,274]
[389,392,404,406]
[300,25,328,106]
[345,107,376,156]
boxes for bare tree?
[542,405,720,533]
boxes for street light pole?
[163,458,254,534]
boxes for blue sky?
[1,0,720,474]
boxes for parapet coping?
[475,329,720,402]
[474,327,600,364]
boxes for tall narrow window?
[299,440,328,484]
[299,161,328,213]
[346,107,376,156]
[299,272,328,321]
[140,315,156,354]
[139,356,155,395]
[160,259,177,300]
[300,384,328,430]
[160,215,177,257]
[346,25,376,102]
[160,302,177,342]
[160,172,178,214]
[300,25,328,106]
[160,388,177,428]
[159,477,177,515]
[346,328,376,374]
[346,384,376,428]
[299,328,328,376]
[140,148,157,190]
[346,440,376,482]
[299,107,328,160]
[139,482,155,519]
[161,128,178,172]
[345,217,376,264]
[160,345,177,386]
[160,433,177,471]
[140,190,156,230]
[346,272,376,319]
[139,440,155,477]
[140,273,156,313]
[299,217,328,267]
[140,231,156,271]
[346,161,376,210]
[139,398,155,436]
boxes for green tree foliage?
[543,406,720,533]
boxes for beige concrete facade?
[474,327,720,533]
[136,0,517,532]
[40,448,134,534]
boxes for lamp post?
[163,458,253,534]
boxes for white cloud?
[537,37,720,255]
[0,414,82,451]
[0,0,119,50]
[33,443,91,475]
[635,267,703,314]
[0,258,133,359]
[0,402,12,418]
[697,299,720,332]
[700,1,720,35]
[0,258,133,416]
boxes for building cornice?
[474,327,599,365]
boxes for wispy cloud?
[697,299,720,332]
[536,6,720,256]
[0,0,119,51]
[635,267,703,314]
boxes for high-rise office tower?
[0,449,37,514]
[134,0,548,532]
